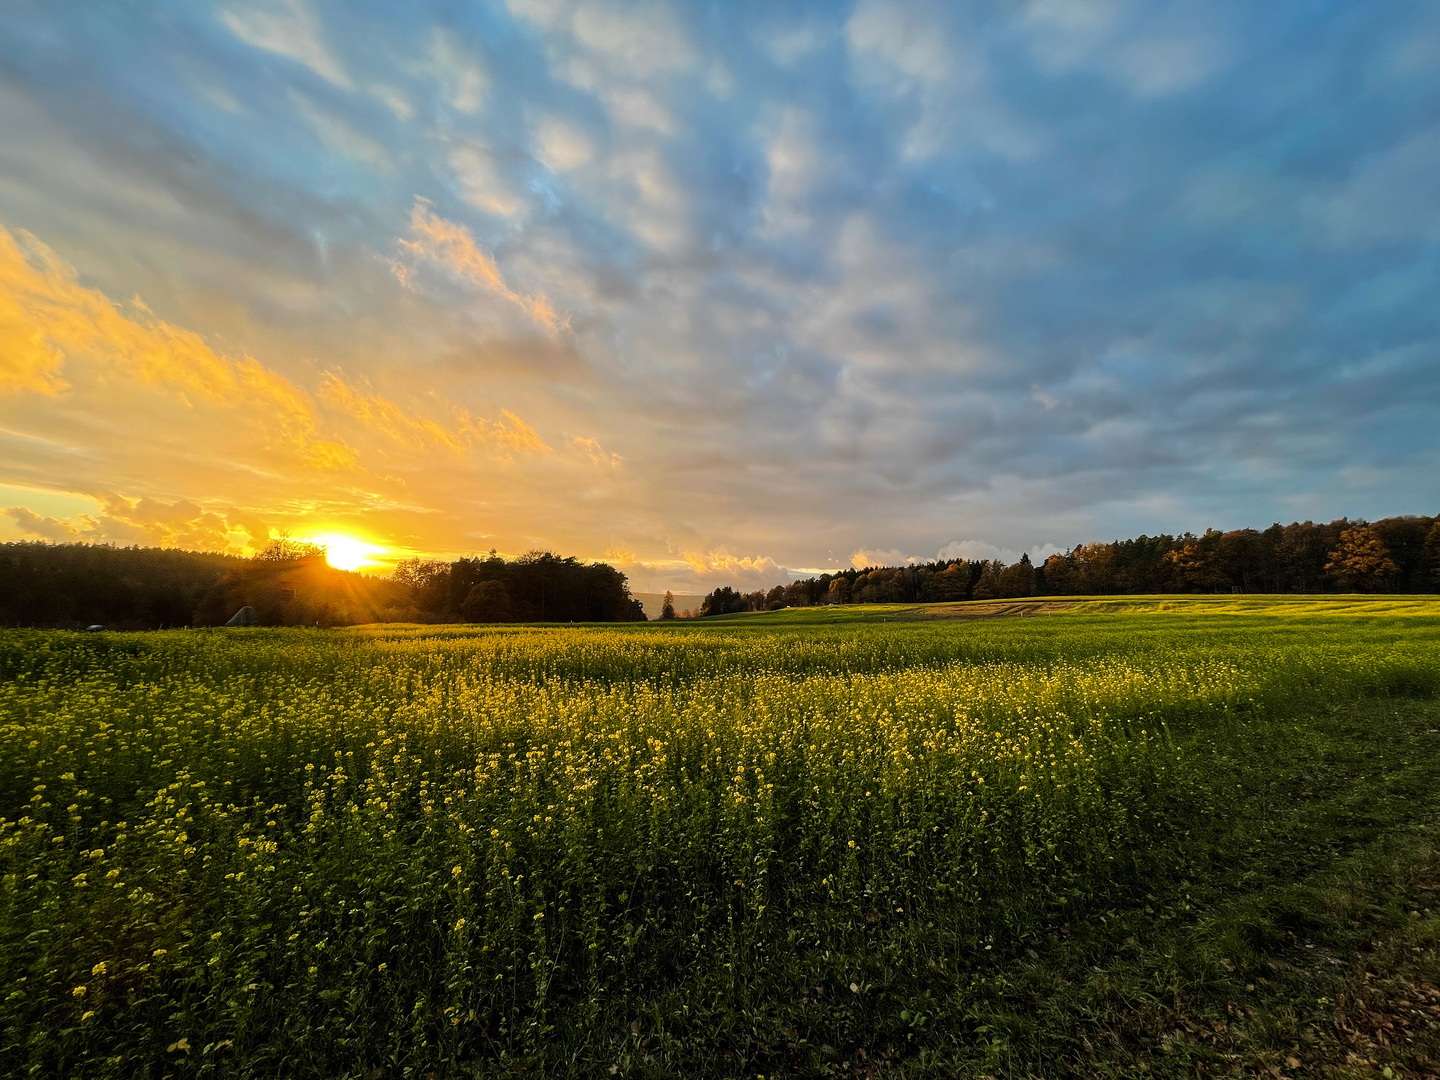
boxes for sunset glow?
[309,534,386,574]
[0,3,1435,590]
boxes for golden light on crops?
[306,533,386,572]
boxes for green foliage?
[2,605,1439,1077]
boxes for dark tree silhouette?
[461,580,513,622]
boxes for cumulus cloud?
[534,116,595,172]
[5,505,85,542]
[851,548,914,568]
[683,550,788,583]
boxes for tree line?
[0,541,644,629]
[699,515,1440,615]
[391,550,645,624]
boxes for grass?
[1,601,1438,1077]
[701,595,1440,624]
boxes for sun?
[306,533,385,572]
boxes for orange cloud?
[572,434,622,467]
[6,494,273,553]
[321,372,549,459]
[396,199,565,332]
[682,549,786,579]
[490,409,550,455]
[320,372,468,451]
[0,223,354,469]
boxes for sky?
[0,0,1437,591]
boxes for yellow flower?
[454,918,466,931]
[91,961,108,976]
[72,985,86,998]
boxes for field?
[3,598,1440,1078]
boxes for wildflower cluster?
[0,612,1435,1075]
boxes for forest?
[0,542,644,629]
[700,514,1440,615]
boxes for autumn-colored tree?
[971,560,1005,600]
[1163,538,1229,592]
[1072,542,1119,594]
[1039,553,1072,594]
[1324,526,1399,592]
[999,553,1035,597]
[920,563,968,601]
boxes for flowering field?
[3,607,1439,1077]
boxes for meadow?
[3,598,1440,1078]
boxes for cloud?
[758,107,820,236]
[572,435,621,467]
[219,0,353,89]
[1307,125,1440,246]
[492,410,551,456]
[289,91,388,165]
[682,550,788,582]
[850,547,916,568]
[448,145,525,219]
[321,372,552,460]
[428,30,487,113]
[567,2,696,81]
[5,505,85,542]
[534,116,595,172]
[845,0,1038,162]
[396,200,563,331]
[1021,0,1228,97]
[0,231,67,395]
[6,496,269,552]
[937,539,1021,564]
[0,224,356,469]
[319,373,468,451]
[762,19,824,67]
